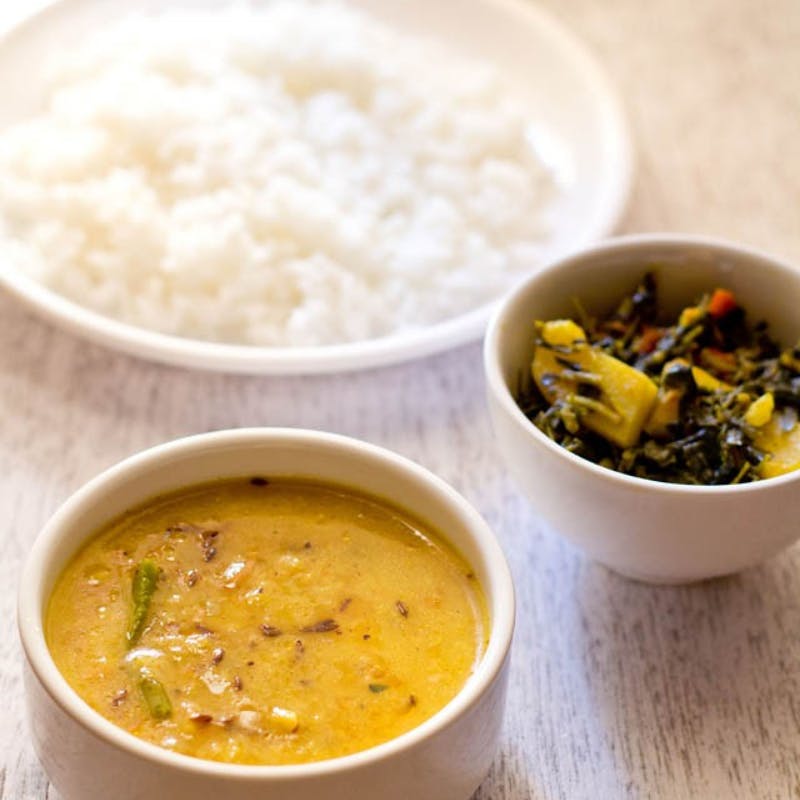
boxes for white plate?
[0,0,633,375]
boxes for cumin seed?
[111,689,127,707]
[301,619,339,633]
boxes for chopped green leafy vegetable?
[517,273,800,484]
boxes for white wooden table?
[2,1,799,798]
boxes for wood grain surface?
[1,1,799,798]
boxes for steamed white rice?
[0,1,555,347]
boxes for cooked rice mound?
[0,1,554,346]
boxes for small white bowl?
[484,234,800,583]
[18,429,515,800]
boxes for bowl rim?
[484,232,800,496]
[17,428,515,779]
[0,0,633,375]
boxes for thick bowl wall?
[19,429,514,800]
[485,235,800,583]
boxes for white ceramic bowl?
[0,0,632,374]
[18,429,515,800]
[484,234,800,583]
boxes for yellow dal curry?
[46,478,487,765]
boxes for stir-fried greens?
[517,274,800,484]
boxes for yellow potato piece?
[662,357,732,393]
[744,392,774,427]
[643,388,682,438]
[533,321,658,448]
[755,415,800,478]
[691,365,732,393]
[539,319,587,347]
[678,306,703,328]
